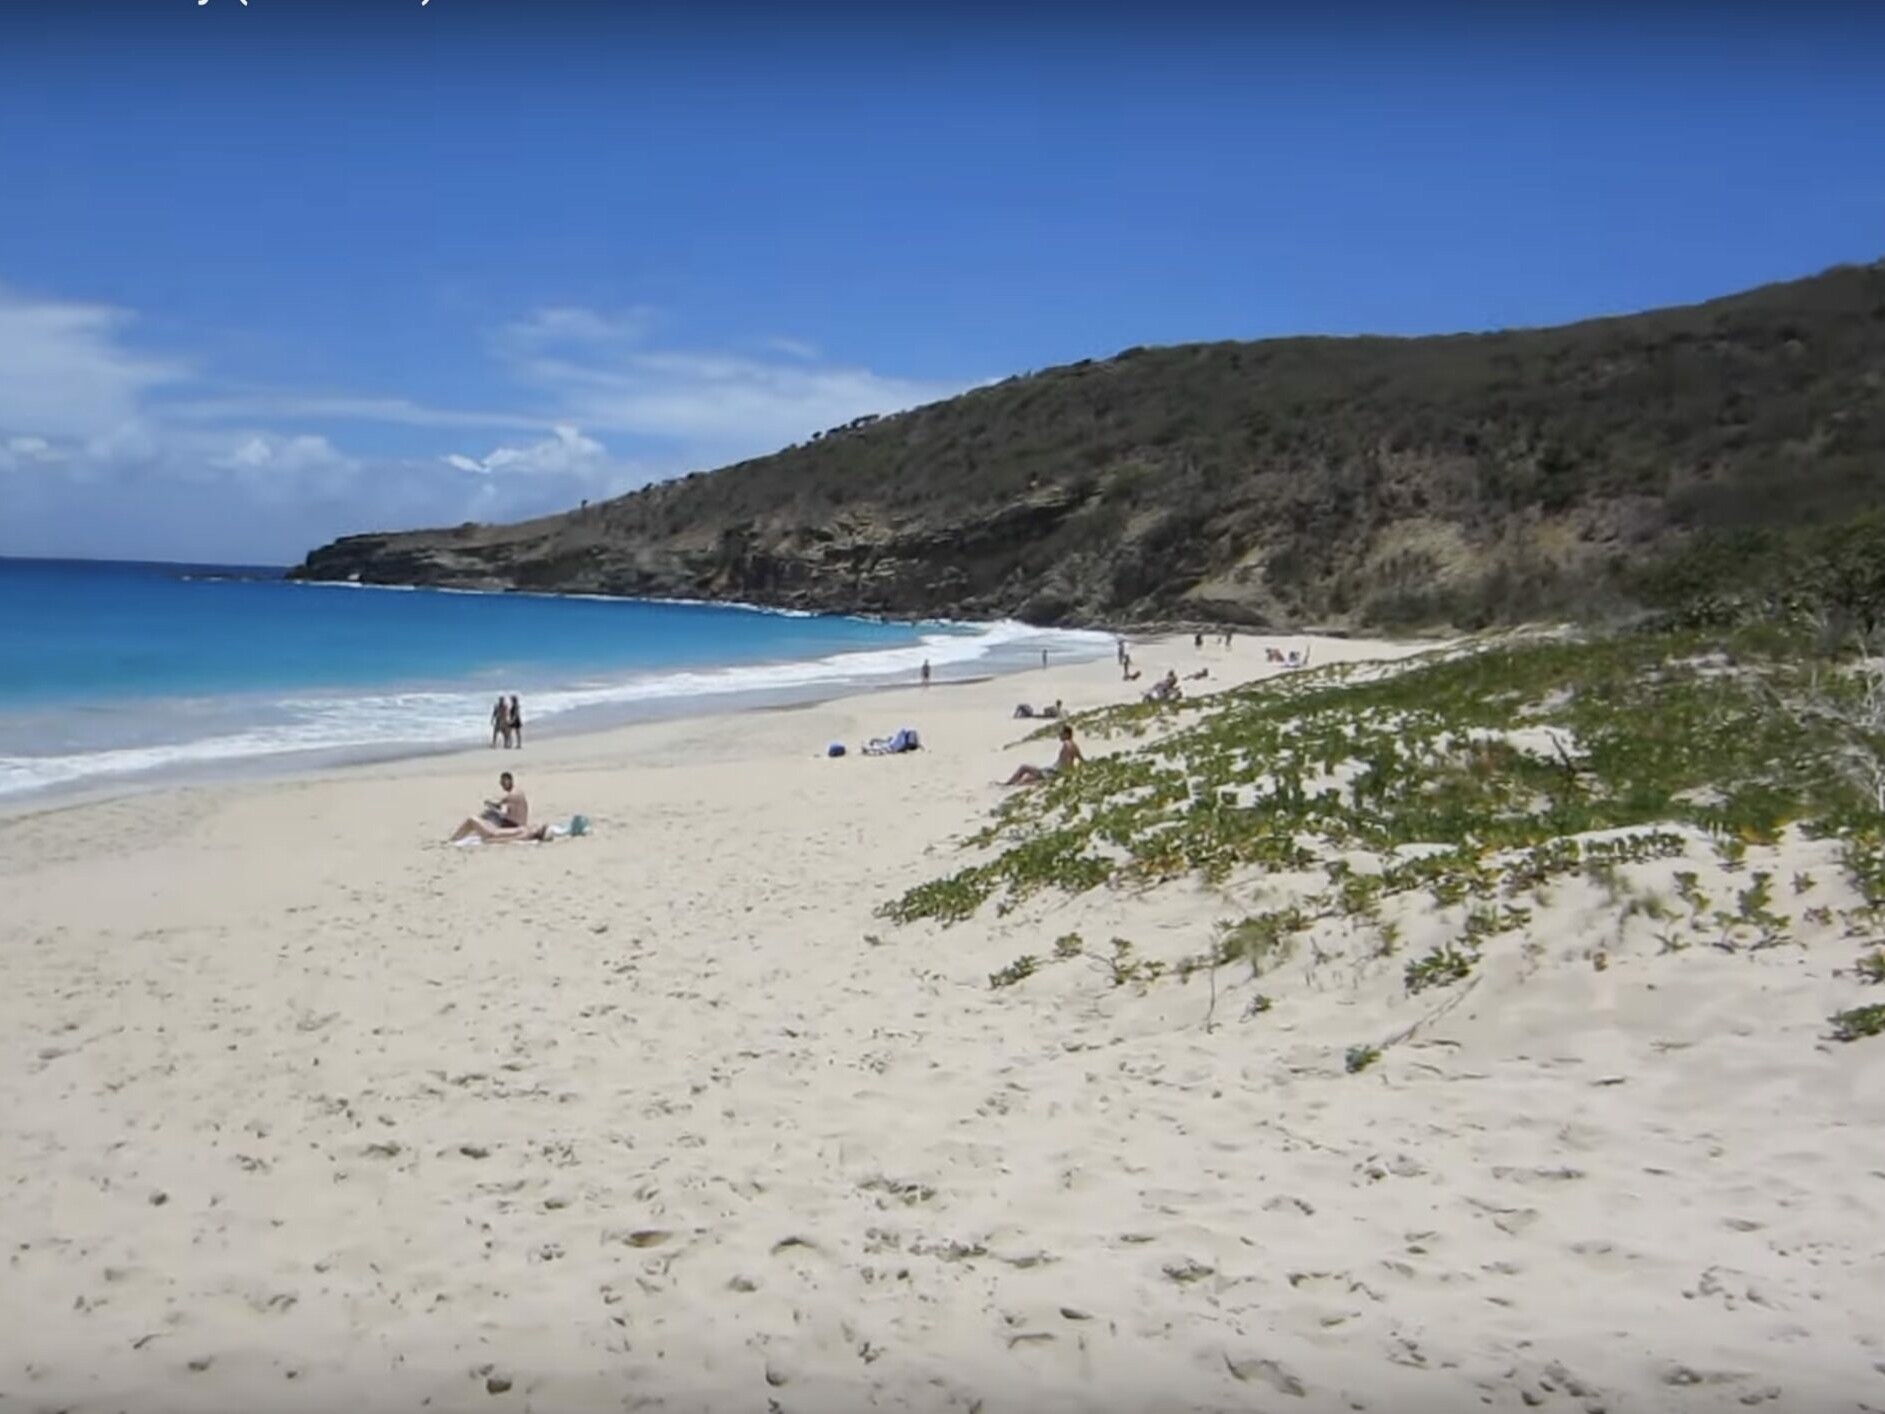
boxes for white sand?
[3,633,1882,1413]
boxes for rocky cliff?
[294,260,1885,629]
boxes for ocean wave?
[0,621,1106,799]
[286,577,1082,632]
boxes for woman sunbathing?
[1002,724,1083,787]
[450,816,549,844]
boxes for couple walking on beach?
[490,695,525,749]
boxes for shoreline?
[0,616,1115,815]
[0,667,1009,823]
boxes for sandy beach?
[3,631,1882,1414]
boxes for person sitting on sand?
[481,771,526,826]
[1001,723,1083,787]
[451,771,547,843]
[1186,667,1209,681]
[1040,698,1064,719]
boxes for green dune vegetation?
[881,557,1885,1051]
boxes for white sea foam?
[295,579,850,620]
[0,621,1109,800]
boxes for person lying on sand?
[1002,724,1083,787]
[452,816,549,844]
[452,771,548,843]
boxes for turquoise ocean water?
[1,557,1106,800]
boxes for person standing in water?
[508,695,524,749]
[921,660,931,688]
[491,696,510,749]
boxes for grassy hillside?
[295,259,1885,630]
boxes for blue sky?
[1,0,1880,564]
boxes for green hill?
[294,259,1885,629]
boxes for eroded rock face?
[292,260,1885,627]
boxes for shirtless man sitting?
[451,771,547,843]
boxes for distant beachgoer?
[508,695,524,748]
[1041,649,1049,670]
[1224,628,1235,649]
[1145,669,1182,703]
[1014,703,1036,719]
[1194,631,1204,650]
[1002,724,1083,787]
[491,696,509,749]
[921,659,932,688]
[1121,651,1133,680]
[1116,638,1127,665]
[1187,668,1209,681]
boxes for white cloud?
[170,392,551,433]
[0,434,63,469]
[0,288,186,438]
[500,337,965,461]
[0,285,974,563]
[496,304,658,350]
[446,424,614,477]
[214,432,354,475]
[166,309,960,468]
